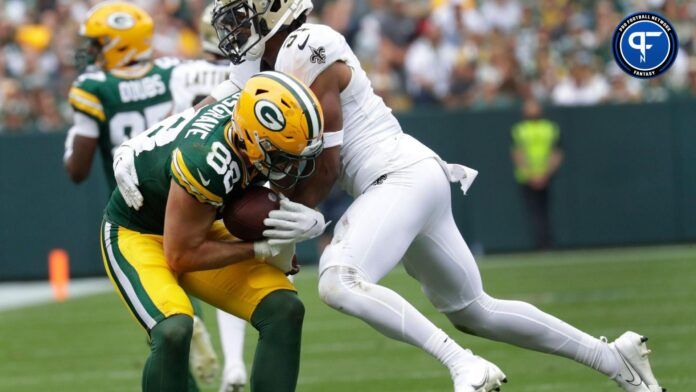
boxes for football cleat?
[607,331,666,392]
[219,363,247,392]
[451,355,507,392]
[190,316,220,385]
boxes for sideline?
[0,277,112,312]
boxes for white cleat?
[608,331,666,392]
[451,355,507,392]
[190,316,220,385]
[219,363,247,392]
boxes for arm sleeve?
[274,24,351,87]
[64,112,99,162]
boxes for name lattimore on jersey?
[119,74,167,103]
[185,95,237,141]
[185,69,230,89]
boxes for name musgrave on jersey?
[185,96,237,140]
[119,74,167,103]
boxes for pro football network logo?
[612,12,678,78]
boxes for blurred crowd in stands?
[1,0,696,133]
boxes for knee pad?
[151,314,193,349]
[318,266,367,310]
[252,290,305,330]
[448,292,496,332]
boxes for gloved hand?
[253,241,296,274]
[262,197,328,245]
[113,144,144,210]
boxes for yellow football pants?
[99,219,295,331]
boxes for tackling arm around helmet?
[282,62,349,208]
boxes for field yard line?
[0,277,111,312]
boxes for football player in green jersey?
[62,2,219,389]
[101,71,325,392]
[63,1,180,191]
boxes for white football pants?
[318,158,618,377]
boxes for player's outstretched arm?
[287,62,350,208]
[163,180,255,273]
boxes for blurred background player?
[510,98,563,249]
[62,2,219,390]
[169,5,248,391]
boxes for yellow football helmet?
[232,71,324,188]
[78,1,154,70]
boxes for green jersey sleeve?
[170,140,245,207]
[68,71,108,122]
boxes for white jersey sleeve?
[276,23,438,197]
[228,58,261,91]
[274,24,351,87]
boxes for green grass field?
[2,245,695,392]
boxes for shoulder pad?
[275,23,351,87]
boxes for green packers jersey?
[68,58,180,191]
[104,94,256,234]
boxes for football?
[222,186,280,241]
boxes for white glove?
[262,197,328,245]
[253,241,296,273]
[113,144,144,210]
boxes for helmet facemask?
[254,137,323,189]
[75,37,102,71]
[213,0,269,64]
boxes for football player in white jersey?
[115,1,665,391]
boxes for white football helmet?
[212,0,313,64]
[200,3,224,56]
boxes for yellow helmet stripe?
[170,149,223,206]
[258,71,321,140]
[68,87,106,121]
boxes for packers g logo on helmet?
[77,2,153,71]
[232,71,324,188]
[107,12,136,30]
[254,100,286,131]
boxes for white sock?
[423,329,475,370]
[216,310,246,369]
[574,336,620,377]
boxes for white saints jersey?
[274,23,437,196]
[170,59,231,114]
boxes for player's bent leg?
[317,162,492,391]
[143,315,194,392]
[402,194,636,386]
[217,310,247,392]
[318,265,439,346]
[248,290,304,392]
[180,224,300,392]
[99,220,199,392]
